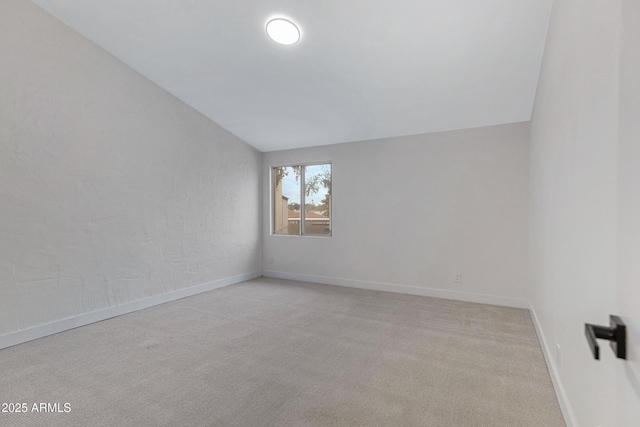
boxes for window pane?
[273,166,300,235]
[304,164,331,235]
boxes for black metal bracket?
[585,315,626,360]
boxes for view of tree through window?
[273,164,331,236]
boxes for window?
[272,163,331,236]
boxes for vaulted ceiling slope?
[31,0,553,152]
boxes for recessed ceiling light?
[266,18,300,45]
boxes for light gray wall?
[263,123,530,307]
[617,1,640,424]
[0,0,261,339]
[529,0,640,424]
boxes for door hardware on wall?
[584,315,626,360]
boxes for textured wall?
[263,123,529,307]
[0,0,261,337]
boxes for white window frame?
[270,161,332,237]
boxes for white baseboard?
[529,304,576,427]
[262,270,529,309]
[0,271,261,350]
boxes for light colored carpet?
[0,277,565,426]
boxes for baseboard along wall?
[262,270,529,309]
[0,271,261,350]
[529,304,577,427]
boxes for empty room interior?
[1,0,639,426]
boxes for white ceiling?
[31,0,553,152]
